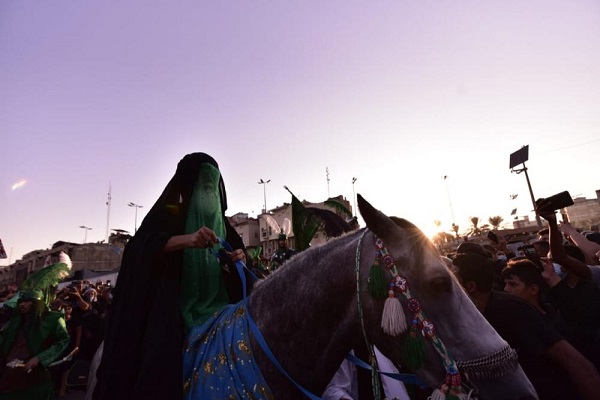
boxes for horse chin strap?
[355,230,519,400]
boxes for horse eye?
[430,276,452,294]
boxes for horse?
[88,195,537,399]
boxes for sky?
[2,1,599,265]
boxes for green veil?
[180,164,229,332]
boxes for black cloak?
[93,153,252,400]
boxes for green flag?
[284,186,320,251]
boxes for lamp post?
[128,202,143,233]
[79,226,92,244]
[258,179,271,213]
[351,177,357,216]
[442,175,456,226]
[509,145,542,228]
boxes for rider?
[269,231,296,270]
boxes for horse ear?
[357,194,403,243]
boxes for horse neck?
[248,231,365,394]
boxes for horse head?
[357,194,537,399]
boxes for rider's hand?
[226,249,246,264]
[188,227,218,248]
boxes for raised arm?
[560,222,600,265]
[546,339,600,400]
[539,210,591,280]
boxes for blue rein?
[212,239,322,400]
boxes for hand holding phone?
[536,191,574,214]
[520,245,543,271]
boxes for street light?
[258,179,271,213]
[509,145,542,228]
[442,175,456,226]
[128,202,143,233]
[351,177,357,216]
[79,226,92,244]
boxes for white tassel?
[429,388,447,400]
[381,290,407,336]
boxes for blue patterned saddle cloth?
[183,302,274,400]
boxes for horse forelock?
[386,216,437,274]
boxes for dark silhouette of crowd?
[446,202,600,400]
[47,279,113,397]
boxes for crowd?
[48,280,113,397]
[1,150,599,400]
[0,278,113,399]
[445,203,600,400]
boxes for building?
[0,231,129,287]
[564,190,600,229]
[257,195,353,258]
[228,213,261,248]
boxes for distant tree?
[433,231,455,246]
[488,216,504,230]
[469,216,481,236]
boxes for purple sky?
[2,1,599,264]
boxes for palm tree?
[488,216,504,230]
[469,216,481,236]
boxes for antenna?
[106,182,111,242]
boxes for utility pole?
[128,202,143,233]
[352,177,357,216]
[326,167,330,198]
[105,182,111,243]
[258,179,271,213]
[443,175,456,226]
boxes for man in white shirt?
[322,347,411,400]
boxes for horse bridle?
[355,229,519,399]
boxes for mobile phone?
[536,191,574,213]
[520,245,543,271]
[487,231,499,244]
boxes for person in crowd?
[501,258,551,316]
[560,223,600,266]
[533,240,551,258]
[538,228,550,242]
[539,245,600,370]
[269,231,296,270]
[94,152,253,400]
[483,243,508,291]
[323,346,411,400]
[51,303,82,398]
[451,248,600,400]
[537,206,600,284]
[0,289,70,400]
